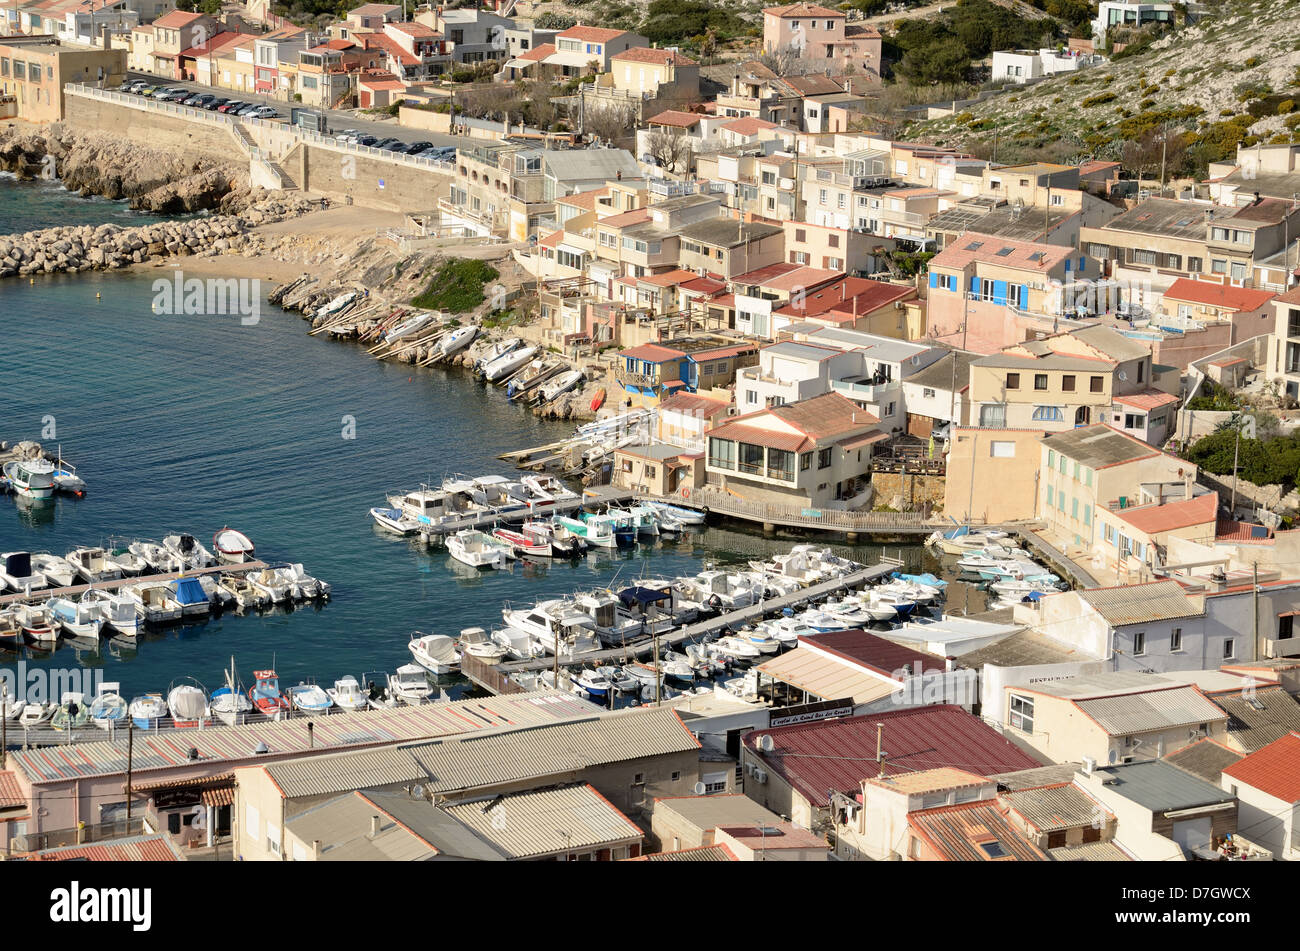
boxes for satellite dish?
[758,734,775,753]
[1118,370,1128,382]
[693,782,707,795]
[1108,748,1118,765]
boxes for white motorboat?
[14,603,58,645]
[927,527,1011,555]
[128,540,180,573]
[217,575,267,610]
[31,553,77,588]
[877,578,940,604]
[555,514,617,549]
[990,578,1063,598]
[104,545,148,576]
[505,357,563,398]
[315,289,358,320]
[122,583,184,624]
[710,635,762,660]
[67,547,122,584]
[197,574,236,609]
[490,626,537,660]
[520,474,580,504]
[18,702,50,726]
[681,568,764,609]
[48,596,103,639]
[212,527,256,564]
[51,454,86,494]
[128,693,167,729]
[210,683,253,726]
[446,529,513,570]
[0,551,45,591]
[388,664,434,704]
[272,563,326,600]
[474,336,522,371]
[736,627,781,653]
[382,310,431,343]
[1,693,24,719]
[457,627,508,662]
[534,368,583,404]
[245,568,291,604]
[162,533,215,570]
[167,681,210,727]
[519,519,585,558]
[370,506,421,535]
[287,683,333,714]
[825,594,893,624]
[0,609,22,650]
[89,683,128,730]
[659,652,698,682]
[409,632,461,674]
[432,324,478,359]
[327,675,369,711]
[623,663,666,689]
[570,667,615,698]
[645,500,707,526]
[482,344,538,383]
[2,458,55,500]
[756,616,822,647]
[503,600,602,656]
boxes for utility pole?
[125,718,134,825]
[1,682,6,769]
[1230,417,1241,515]
[1253,562,1260,662]
[1159,123,1168,198]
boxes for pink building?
[763,3,881,78]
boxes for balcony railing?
[831,378,898,402]
[616,368,659,388]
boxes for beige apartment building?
[942,426,1046,524]
[1270,285,1300,401]
[0,36,125,122]
[678,218,785,281]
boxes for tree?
[585,102,638,145]
[646,126,695,174]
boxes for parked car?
[354,134,378,147]
[1115,301,1149,322]
[335,129,360,143]
[248,105,281,119]
[405,141,435,154]
[217,101,244,113]
[184,93,213,107]
[234,103,261,116]
[127,81,151,94]
[150,86,179,99]
[372,137,402,149]
[203,98,229,111]
[136,84,159,97]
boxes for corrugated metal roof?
[990,763,1083,790]
[409,706,699,794]
[1001,784,1105,832]
[443,784,642,859]
[1091,760,1235,811]
[284,791,442,861]
[652,794,780,833]
[908,801,1047,861]
[1213,685,1300,752]
[632,843,738,861]
[1039,424,1159,469]
[756,647,899,705]
[29,833,181,862]
[1078,581,1204,626]
[1048,841,1132,861]
[1076,686,1228,736]
[1165,738,1244,783]
[266,746,428,800]
[9,690,589,785]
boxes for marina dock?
[414,485,634,538]
[0,560,268,607]
[460,560,902,694]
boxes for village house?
[991,46,1099,83]
[543,24,648,76]
[145,8,217,78]
[678,218,785,281]
[1268,286,1300,401]
[762,3,881,78]
[703,390,885,508]
[900,347,977,439]
[0,34,125,121]
[1219,732,1300,861]
[1089,490,1219,580]
[941,426,1047,524]
[648,794,789,853]
[613,337,756,408]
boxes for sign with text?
[770,697,854,727]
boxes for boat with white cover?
[67,547,122,584]
[212,527,256,564]
[408,632,461,674]
[482,344,538,383]
[89,683,127,730]
[122,583,184,624]
[287,683,333,714]
[162,533,215,570]
[447,529,513,569]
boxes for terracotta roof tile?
[1221,731,1300,803]
[1162,278,1275,313]
[613,47,697,66]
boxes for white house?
[991,48,1098,83]
[1220,732,1300,861]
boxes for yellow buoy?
[96,292,101,300]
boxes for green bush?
[1279,99,1297,115]
[1081,91,1117,107]
[411,259,500,313]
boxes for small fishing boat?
[446,529,513,570]
[89,683,128,730]
[217,575,267,610]
[736,627,781,653]
[197,574,236,609]
[604,666,641,693]
[570,667,614,698]
[212,527,256,564]
[128,693,168,730]
[433,324,479,360]
[105,545,148,576]
[67,547,122,584]
[128,540,179,573]
[168,577,212,618]
[31,552,77,588]
[534,368,583,404]
[491,527,552,559]
[370,506,421,535]
[520,474,580,504]
[167,681,210,728]
[162,533,215,570]
[867,589,916,619]
[18,702,50,726]
[51,454,86,495]
[327,675,369,711]
[388,664,434,704]
[710,636,762,661]
[409,632,461,674]
[926,526,1011,556]
[520,519,584,558]
[589,387,606,411]
[51,692,91,731]
[287,682,333,714]
[2,458,56,500]
[457,627,509,662]
[0,609,23,649]
[1,694,23,719]
[14,602,58,645]
[245,568,291,604]
[48,596,104,639]
[315,289,358,320]
[481,344,538,383]
[474,336,522,371]
[0,551,45,591]
[506,357,563,398]
[249,670,290,718]
[211,662,255,726]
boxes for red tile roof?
[647,109,702,128]
[908,800,1047,861]
[180,30,251,58]
[732,261,802,286]
[1112,389,1180,411]
[1162,278,1275,313]
[153,9,203,28]
[744,706,1042,807]
[613,47,697,66]
[679,276,727,296]
[557,25,629,43]
[722,116,778,137]
[776,276,913,318]
[598,208,652,229]
[1221,731,1300,803]
[29,835,181,862]
[765,3,845,17]
[387,21,438,37]
[620,342,684,362]
[517,42,555,63]
[1114,491,1217,535]
[800,629,945,679]
[930,232,1071,271]
[0,771,25,810]
[638,268,700,288]
[657,391,731,415]
[707,391,877,453]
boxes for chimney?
[945,656,955,672]
[370,815,381,836]
[312,839,322,859]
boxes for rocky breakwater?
[0,125,246,213]
[0,193,317,278]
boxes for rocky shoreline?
[0,193,318,278]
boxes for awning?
[756,647,899,705]
[618,585,671,606]
[557,242,587,258]
[838,430,889,451]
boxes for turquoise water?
[0,174,178,234]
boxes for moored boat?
[89,683,128,730]
[446,529,513,569]
[287,682,333,714]
[212,527,256,564]
[2,458,55,500]
[248,669,290,718]
[408,632,461,674]
[128,692,167,730]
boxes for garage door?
[1172,817,1212,853]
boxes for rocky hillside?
[0,126,248,214]
[904,0,1300,166]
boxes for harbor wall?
[287,141,455,214]
[63,93,241,164]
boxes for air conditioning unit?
[753,768,768,784]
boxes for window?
[1034,373,1048,390]
[708,437,736,470]
[1133,631,1146,656]
[817,447,832,469]
[1231,261,1247,282]
[267,822,281,857]
[979,841,1009,859]
[990,441,1015,457]
[245,804,260,841]
[795,228,806,242]
[1090,376,1104,393]
[633,772,645,784]
[1211,259,1227,275]
[1062,375,1075,392]
[1006,372,1020,390]
[1170,627,1182,651]
[1009,694,1034,733]
[800,451,812,471]
[746,390,757,404]
[1223,638,1235,659]
[923,387,936,399]
[1083,504,1091,526]
[767,448,794,482]
[1046,485,1054,507]
[1136,361,1145,383]
[1032,406,1064,422]
[1048,450,1055,468]
[671,771,681,781]
[1071,497,1079,519]
[979,404,1006,427]
[1084,468,1093,487]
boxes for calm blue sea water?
[0,174,178,234]
[0,186,962,702]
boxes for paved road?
[122,70,471,150]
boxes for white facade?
[991,48,1097,83]
[1221,774,1299,861]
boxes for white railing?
[64,84,458,174]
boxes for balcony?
[616,368,660,389]
[831,378,898,403]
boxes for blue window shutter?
[1078,257,1085,271]
[929,271,938,289]
[969,275,979,296]
[1064,258,1072,272]
[1021,284,1029,307]
[992,280,1007,305]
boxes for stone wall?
[63,93,242,164]
[291,142,454,213]
[871,471,946,513]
